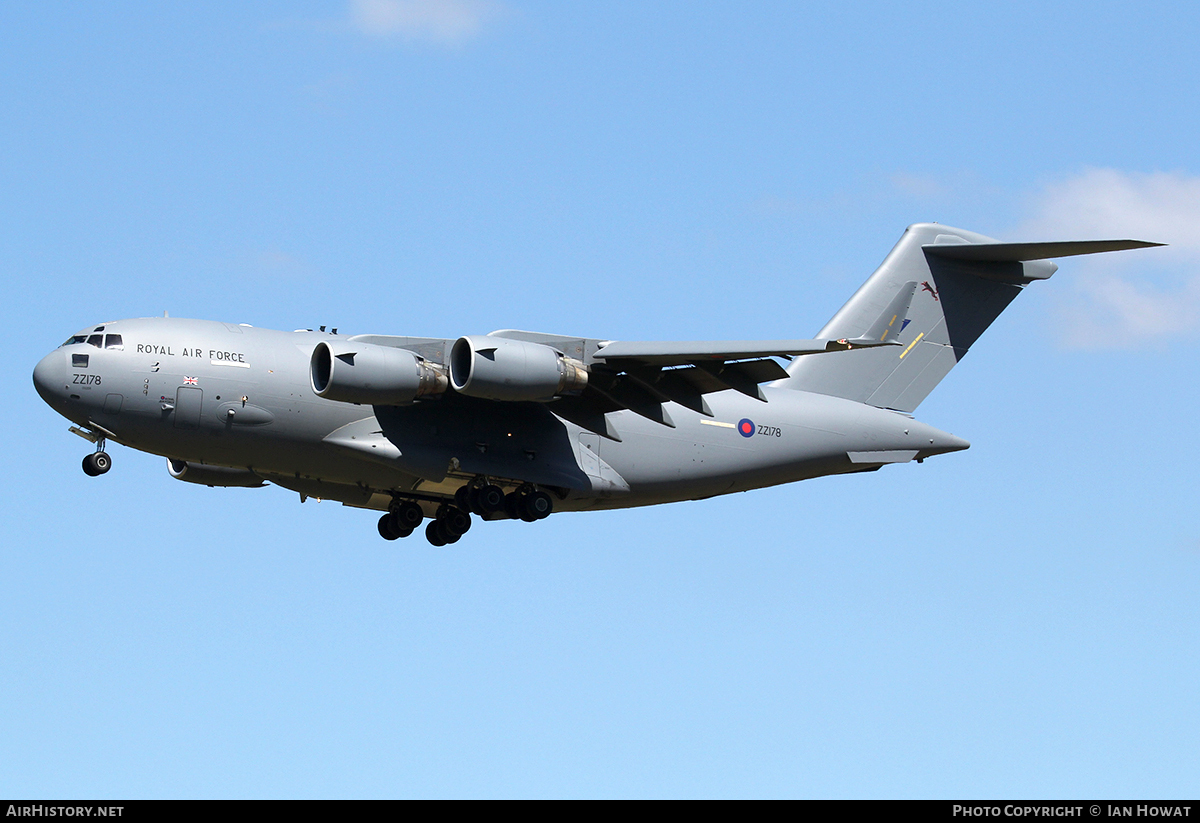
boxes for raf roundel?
[738,418,755,438]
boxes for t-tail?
[781,223,1162,412]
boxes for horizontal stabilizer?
[924,239,1163,262]
[783,223,1164,414]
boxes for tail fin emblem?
[920,281,939,301]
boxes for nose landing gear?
[71,426,112,477]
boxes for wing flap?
[595,339,830,366]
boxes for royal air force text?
[135,344,246,363]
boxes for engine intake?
[167,459,265,488]
[311,340,447,405]
[449,336,588,402]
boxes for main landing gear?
[424,504,471,547]
[377,483,555,545]
[377,499,425,541]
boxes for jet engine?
[449,335,589,402]
[167,459,266,488]
[310,340,447,405]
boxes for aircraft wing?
[497,284,918,440]
[595,339,845,365]
[593,280,917,367]
[344,282,918,441]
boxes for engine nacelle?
[449,335,588,402]
[167,459,265,488]
[310,340,447,405]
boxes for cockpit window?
[105,334,123,350]
[87,334,103,348]
[62,335,88,347]
[94,326,105,332]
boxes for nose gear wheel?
[82,451,111,476]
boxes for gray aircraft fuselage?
[33,316,967,517]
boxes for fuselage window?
[87,334,103,348]
[105,334,124,350]
[72,354,89,368]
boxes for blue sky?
[3,1,1199,798]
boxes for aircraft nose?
[32,350,65,406]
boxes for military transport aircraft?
[32,223,1160,546]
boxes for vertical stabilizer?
[781,223,1052,412]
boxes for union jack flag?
[183,376,198,385]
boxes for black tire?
[442,507,471,537]
[478,483,505,513]
[522,490,553,521]
[395,501,424,530]
[378,514,401,540]
[426,520,447,547]
[386,511,415,539]
[435,519,459,545]
[504,492,523,520]
[82,454,100,477]
[454,486,471,512]
[467,486,487,516]
[92,452,112,474]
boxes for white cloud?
[350,0,502,44]
[1017,168,1200,348]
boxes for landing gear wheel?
[455,486,471,512]
[387,511,415,539]
[82,452,111,477]
[467,486,486,516]
[378,514,402,540]
[504,492,523,520]
[440,506,471,537]
[426,520,448,547]
[521,490,553,521]
[393,501,424,531]
[478,483,506,514]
